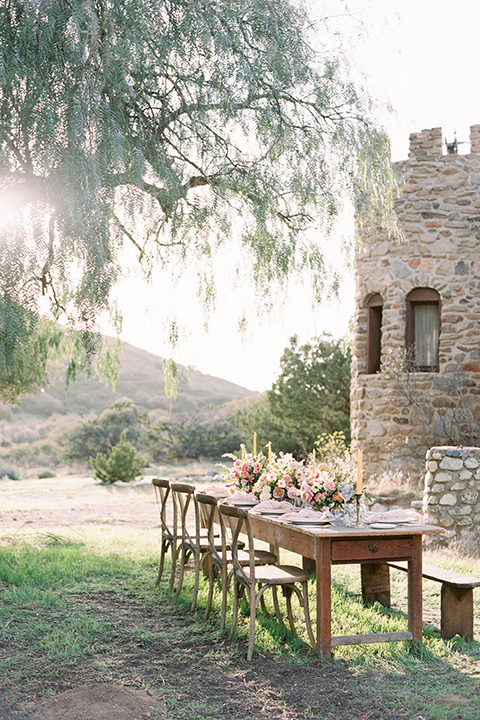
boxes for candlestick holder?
[355,493,363,526]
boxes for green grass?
[1,527,480,719]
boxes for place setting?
[364,508,424,529]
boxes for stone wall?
[423,446,480,545]
[351,125,480,480]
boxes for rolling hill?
[9,341,257,421]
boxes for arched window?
[406,288,440,371]
[366,293,384,374]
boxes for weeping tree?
[0,0,394,402]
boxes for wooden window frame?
[405,288,440,372]
[366,293,384,374]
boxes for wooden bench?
[361,561,480,640]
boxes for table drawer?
[331,536,414,563]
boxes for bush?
[0,467,20,481]
[62,400,148,463]
[37,470,56,479]
[90,430,146,484]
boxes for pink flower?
[273,486,285,499]
[253,462,261,474]
[324,478,336,492]
[283,475,292,485]
[287,486,298,499]
[234,459,242,468]
[301,491,313,505]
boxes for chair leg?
[259,584,270,616]
[302,580,316,648]
[191,549,203,611]
[248,584,257,661]
[204,560,216,620]
[168,542,178,594]
[272,586,284,624]
[230,580,240,639]
[155,539,167,586]
[220,564,229,631]
[284,587,296,634]
[175,545,187,597]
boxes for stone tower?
[351,125,480,482]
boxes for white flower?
[260,485,272,501]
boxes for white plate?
[288,517,332,525]
[369,522,398,529]
[258,508,292,516]
[230,501,258,508]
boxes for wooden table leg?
[361,563,391,607]
[316,537,332,658]
[408,535,423,644]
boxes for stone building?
[351,125,480,482]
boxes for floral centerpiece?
[223,448,269,495]
[223,448,307,504]
[300,450,357,512]
[251,452,307,503]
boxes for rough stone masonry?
[424,446,480,545]
[351,125,480,481]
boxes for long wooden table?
[248,514,444,658]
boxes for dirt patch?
[24,684,165,720]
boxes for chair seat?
[240,564,310,585]
[184,538,224,552]
[229,549,277,566]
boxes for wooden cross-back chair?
[170,481,222,611]
[218,503,315,660]
[196,493,277,630]
[152,477,178,593]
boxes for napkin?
[367,508,422,524]
[226,491,258,504]
[280,508,331,520]
[255,500,293,511]
[201,485,230,496]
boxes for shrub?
[0,467,20,481]
[90,430,146,484]
[38,470,56,479]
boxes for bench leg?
[441,585,474,640]
[361,563,391,607]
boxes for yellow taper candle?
[241,445,245,461]
[356,448,363,494]
[253,432,257,456]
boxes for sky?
[104,0,480,393]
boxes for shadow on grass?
[1,534,480,720]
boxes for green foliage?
[90,430,146,484]
[37,470,56,479]
[316,431,350,461]
[62,400,148,462]
[146,412,243,460]
[0,0,392,399]
[0,466,20,481]
[240,335,351,457]
[0,296,61,405]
